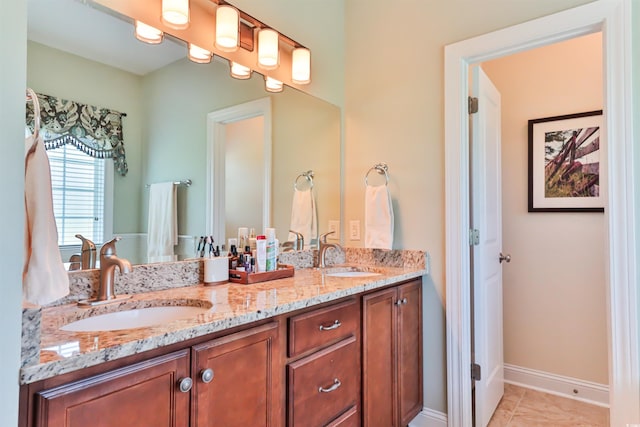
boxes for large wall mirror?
[27,0,341,265]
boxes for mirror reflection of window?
[47,144,107,246]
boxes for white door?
[472,66,504,427]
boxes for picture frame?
[528,110,605,212]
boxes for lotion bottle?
[256,235,267,272]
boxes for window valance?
[26,92,128,176]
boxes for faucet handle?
[100,236,122,257]
[319,231,335,243]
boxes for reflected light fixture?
[215,5,239,52]
[162,0,190,29]
[291,47,311,84]
[258,28,279,70]
[230,62,252,79]
[264,76,283,93]
[188,43,212,63]
[135,21,163,44]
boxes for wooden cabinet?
[362,279,423,427]
[192,322,281,427]
[287,298,360,427]
[34,350,191,427]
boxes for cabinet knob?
[178,377,193,393]
[200,368,214,383]
[319,320,341,331]
[395,298,407,306]
[318,378,342,393]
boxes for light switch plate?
[349,220,361,241]
[328,220,340,239]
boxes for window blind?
[47,145,105,246]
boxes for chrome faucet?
[75,234,97,269]
[317,231,342,268]
[289,230,305,251]
[78,237,132,306]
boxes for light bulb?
[264,76,283,92]
[188,44,212,64]
[230,62,251,79]
[215,5,239,52]
[258,29,279,70]
[291,47,311,84]
[134,21,163,44]
[162,0,190,30]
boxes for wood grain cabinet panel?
[35,349,190,427]
[192,322,280,427]
[287,336,359,427]
[363,279,423,427]
[288,298,359,358]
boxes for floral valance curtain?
[26,92,128,176]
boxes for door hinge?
[469,229,480,246]
[471,363,482,381]
[468,96,479,114]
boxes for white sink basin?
[61,306,210,332]
[325,271,382,278]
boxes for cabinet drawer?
[288,336,359,427]
[326,406,359,427]
[288,299,359,357]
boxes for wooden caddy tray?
[228,264,295,285]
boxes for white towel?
[23,133,69,305]
[364,185,394,250]
[288,187,317,248]
[147,182,178,263]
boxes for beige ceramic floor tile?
[488,407,514,427]
[513,388,608,426]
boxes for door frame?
[205,97,272,245]
[444,1,637,426]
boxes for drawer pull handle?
[318,378,342,393]
[201,368,214,383]
[319,320,341,331]
[178,377,193,393]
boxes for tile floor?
[487,383,609,426]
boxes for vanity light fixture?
[291,47,311,84]
[215,5,239,52]
[230,62,252,79]
[264,76,283,93]
[258,28,279,70]
[134,21,163,44]
[162,0,190,30]
[188,43,212,63]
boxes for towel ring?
[365,163,389,186]
[294,170,314,191]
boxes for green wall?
[26,41,144,234]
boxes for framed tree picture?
[528,110,605,212]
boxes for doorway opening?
[444,1,637,426]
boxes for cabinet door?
[397,280,423,426]
[362,287,397,427]
[35,350,190,427]
[192,322,280,427]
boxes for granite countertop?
[20,264,426,385]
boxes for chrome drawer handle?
[319,320,341,331]
[318,378,341,393]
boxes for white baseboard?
[409,407,448,427]
[504,363,609,407]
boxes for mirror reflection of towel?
[288,187,317,248]
[23,133,69,305]
[147,182,177,263]
[365,185,394,250]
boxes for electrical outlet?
[328,220,340,239]
[349,220,361,241]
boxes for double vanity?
[19,249,427,427]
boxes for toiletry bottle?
[228,245,239,270]
[265,228,277,272]
[238,227,249,251]
[243,246,252,272]
[256,235,267,272]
